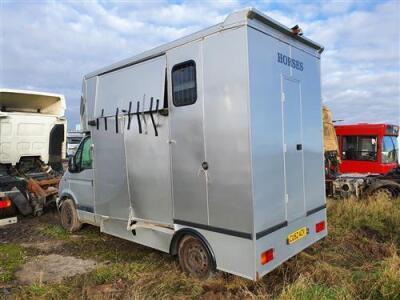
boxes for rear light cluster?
[0,197,12,209]
[315,221,325,233]
[261,248,274,265]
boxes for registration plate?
[287,227,308,244]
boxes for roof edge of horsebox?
[84,7,323,80]
[242,8,324,53]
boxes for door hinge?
[285,194,289,203]
[283,144,287,153]
[281,92,285,102]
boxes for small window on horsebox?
[172,60,197,106]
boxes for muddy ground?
[0,198,399,299]
[0,209,153,299]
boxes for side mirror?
[68,156,77,172]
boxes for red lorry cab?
[335,124,399,174]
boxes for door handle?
[296,144,302,151]
[202,161,209,170]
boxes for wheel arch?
[170,228,217,271]
[365,179,400,198]
[57,192,77,210]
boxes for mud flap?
[9,188,32,216]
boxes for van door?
[69,136,95,222]
[168,42,208,225]
[282,77,305,222]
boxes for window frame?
[341,135,378,162]
[73,136,92,172]
[80,136,93,170]
[381,135,398,164]
[171,60,197,107]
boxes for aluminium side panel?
[202,26,253,234]
[290,46,325,213]
[92,56,171,223]
[248,23,326,277]
[121,56,172,224]
[91,118,130,220]
[168,41,208,225]
[247,27,287,234]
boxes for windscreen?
[382,136,398,163]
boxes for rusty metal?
[27,178,59,198]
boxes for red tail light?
[315,221,325,233]
[0,198,12,209]
[261,248,274,265]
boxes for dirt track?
[0,210,59,245]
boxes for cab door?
[69,136,95,222]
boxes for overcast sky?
[1,0,399,128]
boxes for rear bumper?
[256,208,327,279]
[0,216,17,226]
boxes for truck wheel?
[178,235,212,279]
[60,199,82,232]
[371,188,393,201]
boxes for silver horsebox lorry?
[58,8,326,280]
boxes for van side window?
[81,137,93,169]
[172,60,197,106]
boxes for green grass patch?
[0,243,26,283]
[39,224,71,240]
[8,197,400,299]
[16,282,74,299]
[327,197,400,244]
[279,276,353,300]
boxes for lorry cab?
[335,124,399,174]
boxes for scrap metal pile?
[0,157,61,217]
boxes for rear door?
[282,77,305,222]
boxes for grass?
[0,243,26,283]
[3,197,400,299]
[39,224,71,240]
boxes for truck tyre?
[371,187,393,201]
[178,235,212,279]
[60,199,82,232]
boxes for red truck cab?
[335,124,399,174]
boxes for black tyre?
[178,235,213,279]
[60,199,82,232]
[371,187,393,201]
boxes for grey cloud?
[0,0,399,128]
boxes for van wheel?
[178,235,212,279]
[60,199,82,232]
